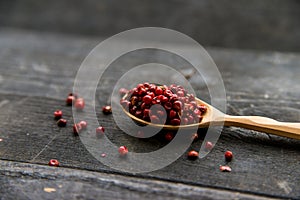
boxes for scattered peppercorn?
[68,93,78,98]
[164,132,174,141]
[96,126,105,137]
[73,123,82,135]
[74,98,85,111]
[220,165,231,172]
[102,105,112,115]
[54,110,63,120]
[225,150,233,162]
[57,119,67,127]
[66,95,76,106]
[190,133,198,141]
[119,88,128,97]
[79,121,87,129]
[118,146,128,156]
[205,141,213,151]
[48,159,60,167]
[187,150,199,160]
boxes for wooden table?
[0,28,299,200]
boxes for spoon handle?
[224,115,300,140]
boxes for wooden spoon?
[122,95,300,140]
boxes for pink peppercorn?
[225,151,233,162]
[187,150,199,160]
[205,141,213,150]
[66,95,76,106]
[48,159,60,167]
[164,132,174,141]
[74,98,85,111]
[96,126,105,137]
[118,146,128,156]
[54,110,63,120]
[220,165,231,172]
[102,105,112,114]
[73,123,82,135]
[57,119,67,127]
[79,121,87,129]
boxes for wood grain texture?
[0,29,299,199]
[0,160,275,200]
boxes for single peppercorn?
[225,151,233,162]
[68,93,78,98]
[74,98,85,111]
[187,150,199,160]
[205,141,213,151]
[66,95,76,106]
[190,133,198,141]
[79,121,87,129]
[96,126,105,137]
[119,88,128,97]
[57,119,67,127]
[48,159,60,167]
[164,132,174,141]
[220,165,231,172]
[73,123,82,135]
[102,105,112,114]
[54,110,63,120]
[118,146,128,156]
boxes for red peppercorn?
[48,159,60,167]
[73,123,82,135]
[120,99,130,109]
[79,121,87,129]
[190,133,198,141]
[170,118,181,125]
[54,110,63,120]
[155,87,163,95]
[102,105,112,114]
[187,150,199,160]
[198,105,207,114]
[150,115,160,124]
[143,95,152,104]
[121,83,207,127]
[165,132,174,141]
[225,151,233,162]
[57,119,67,127]
[74,98,85,111]
[220,165,231,172]
[68,93,78,98]
[96,126,105,137]
[119,88,128,97]
[118,146,128,156]
[205,141,213,150]
[173,100,182,111]
[169,110,177,119]
[66,95,76,106]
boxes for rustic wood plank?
[0,160,276,200]
[0,29,299,199]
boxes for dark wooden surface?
[0,28,300,199]
[1,0,300,52]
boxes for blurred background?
[0,0,300,52]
